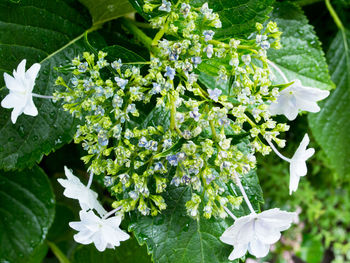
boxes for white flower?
[1,59,40,124]
[289,134,315,194]
[58,166,107,216]
[208,88,222,102]
[69,210,130,251]
[269,79,330,120]
[220,208,296,260]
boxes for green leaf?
[0,0,105,170]
[191,0,275,38]
[129,172,263,263]
[47,203,75,242]
[0,165,55,263]
[103,44,146,63]
[308,30,350,176]
[71,237,152,263]
[296,234,324,263]
[79,0,134,27]
[268,2,334,91]
[130,0,274,37]
[27,242,49,263]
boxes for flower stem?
[32,93,54,99]
[266,139,291,162]
[223,206,237,220]
[170,93,176,131]
[46,241,71,263]
[325,0,350,72]
[121,18,153,52]
[235,175,256,214]
[325,0,344,31]
[267,59,289,83]
[102,206,122,219]
[87,171,93,189]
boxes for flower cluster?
[50,0,330,259]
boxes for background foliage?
[0,0,349,262]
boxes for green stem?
[244,113,256,127]
[295,0,323,6]
[170,93,176,131]
[46,241,71,263]
[325,0,350,74]
[152,21,169,46]
[325,0,344,30]
[121,18,153,51]
[209,119,217,141]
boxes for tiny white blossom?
[269,79,330,120]
[208,88,222,102]
[70,210,130,251]
[203,44,214,58]
[58,167,107,216]
[159,0,171,12]
[203,30,215,42]
[1,59,40,124]
[289,134,315,194]
[220,208,296,260]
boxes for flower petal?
[259,208,296,232]
[11,106,24,124]
[93,232,108,252]
[15,59,27,78]
[255,219,281,244]
[4,73,22,92]
[26,63,41,82]
[228,243,248,261]
[73,229,94,245]
[23,99,38,116]
[248,238,270,258]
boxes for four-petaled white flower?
[1,59,40,124]
[69,210,130,251]
[289,134,315,194]
[58,166,107,216]
[269,79,330,120]
[220,208,296,260]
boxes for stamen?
[223,206,237,220]
[32,93,54,99]
[266,139,291,162]
[267,60,289,83]
[235,175,256,214]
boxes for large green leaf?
[0,0,102,170]
[0,165,55,263]
[129,0,274,38]
[308,30,350,177]
[129,171,263,263]
[268,2,334,90]
[79,0,134,27]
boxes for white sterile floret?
[220,208,296,260]
[289,134,315,195]
[1,59,40,124]
[269,79,330,120]
[69,210,130,251]
[58,166,107,216]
